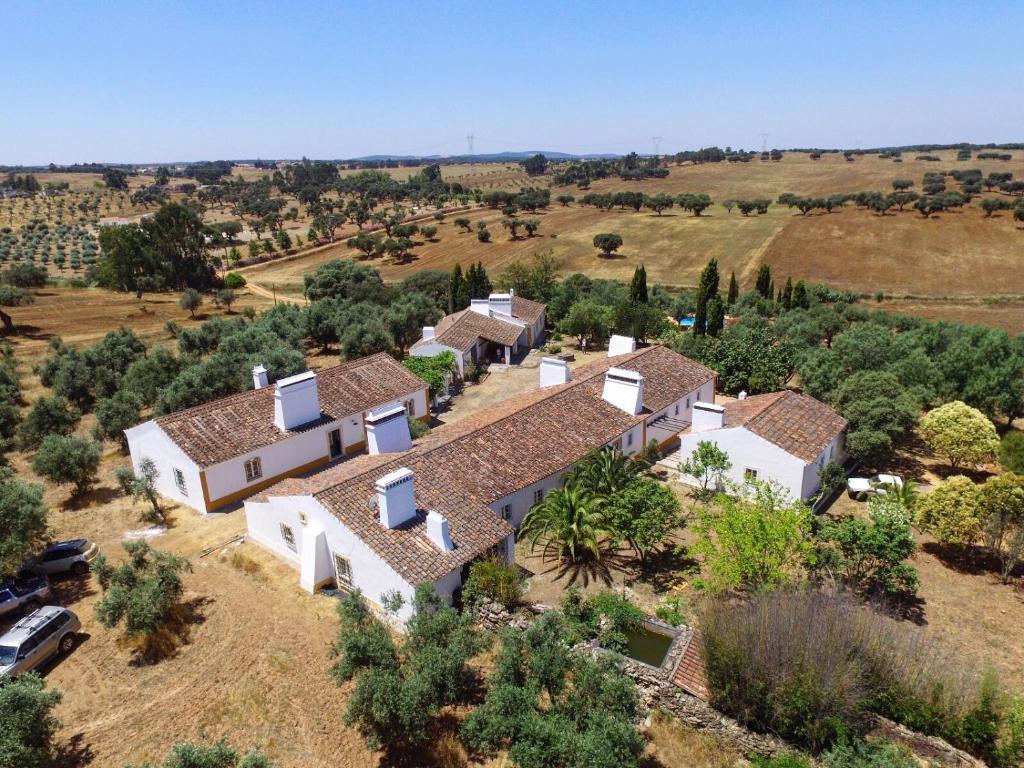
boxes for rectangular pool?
[623,625,674,667]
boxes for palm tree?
[569,447,637,497]
[879,479,919,514]
[519,482,610,563]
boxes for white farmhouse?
[409,291,546,376]
[125,353,430,514]
[673,390,848,501]
[245,344,716,622]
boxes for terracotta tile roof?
[672,631,710,701]
[254,346,716,584]
[723,390,847,463]
[511,295,546,324]
[156,353,426,467]
[412,309,525,353]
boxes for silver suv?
[26,539,100,576]
[0,606,81,681]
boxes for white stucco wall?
[676,426,808,500]
[488,470,569,529]
[127,389,426,514]
[799,433,847,500]
[125,421,207,513]
[245,494,511,625]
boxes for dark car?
[0,574,51,620]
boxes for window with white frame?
[744,468,759,483]
[333,553,353,586]
[173,468,187,496]
[532,489,544,505]
[500,503,512,520]
[244,456,263,482]
[280,523,297,551]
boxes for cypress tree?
[630,264,649,304]
[694,258,720,336]
[727,271,739,305]
[782,277,793,310]
[793,280,809,309]
[706,294,725,337]
[754,264,772,298]
[449,264,468,312]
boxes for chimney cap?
[366,404,407,424]
[376,466,414,490]
[252,364,267,374]
[276,370,316,389]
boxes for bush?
[126,740,272,768]
[822,737,917,768]
[463,555,524,609]
[699,589,986,753]
[559,587,645,652]
[223,272,247,289]
[1000,430,1024,473]
[0,672,62,768]
[407,414,430,439]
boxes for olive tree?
[919,400,1000,471]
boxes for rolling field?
[241,149,1024,329]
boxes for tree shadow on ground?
[921,541,1019,580]
[879,593,928,627]
[632,545,701,594]
[55,733,95,768]
[51,575,97,608]
[127,595,213,667]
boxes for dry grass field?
[237,150,1024,330]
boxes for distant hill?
[346,151,619,163]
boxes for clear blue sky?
[5,0,1021,164]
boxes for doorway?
[328,428,343,460]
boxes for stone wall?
[469,604,986,768]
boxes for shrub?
[223,272,247,289]
[559,587,644,652]
[0,672,62,768]
[699,589,986,753]
[463,555,524,609]
[1000,430,1024,473]
[915,475,983,546]
[918,401,999,471]
[822,737,917,768]
[407,414,430,439]
[654,594,686,627]
[126,740,272,768]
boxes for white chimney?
[252,364,268,389]
[425,510,454,551]
[273,371,321,430]
[365,405,413,455]
[539,357,571,388]
[376,468,417,529]
[488,292,513,318]
[608,334,637,357]
[469,299,491,316]
[692,402,725,432]
[602,367,645,415]
[422,326,435,340]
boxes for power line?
[759,132,770,153]
[651,136,663,157]
[466,133,474,173]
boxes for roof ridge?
[366,347,654,467]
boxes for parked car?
[25,539,100,576]
[847,473,904,500]
[0,574,51,619]
[0,606,81,681]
